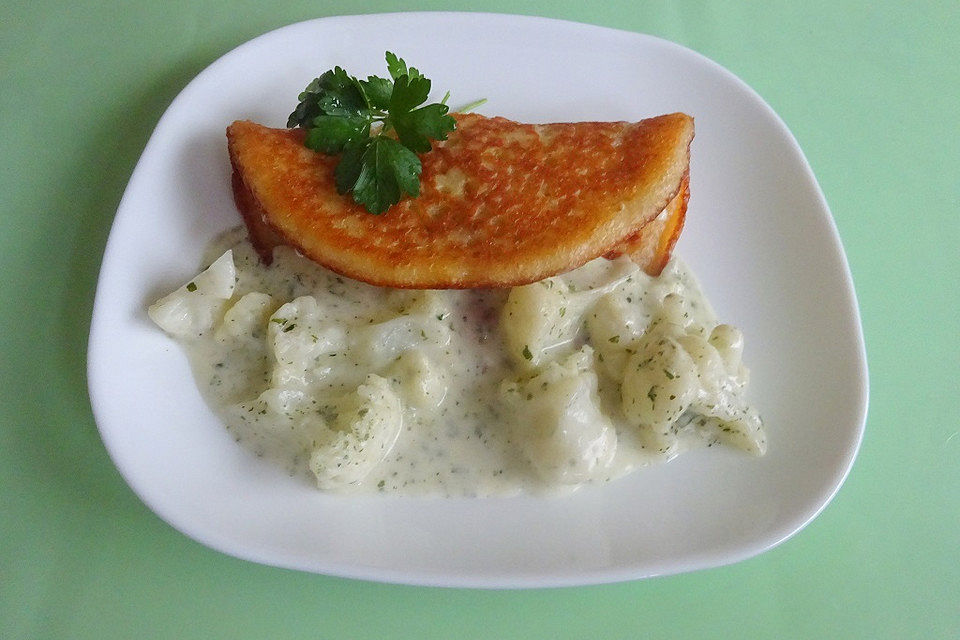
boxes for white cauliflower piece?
[309,375,403,489]
[501,277,577,369]
[708,324,747,380]
[621,313,765,456]
[354,314,452,371]
[502,347,616,484]
[621,332,700,453]
[585,293,644,380]
[385,350,449,412]
[268,296,346,391]
[680,329,765,455]
[401,289,453,320]
[502,258,640,370]
[227,387,326,459]
[148,250,235,338]
[691,411,766,456]
[215,291,275,342]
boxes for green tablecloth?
[2,1,957,638]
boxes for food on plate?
[148,53,764,496]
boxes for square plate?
[88,13,868,587]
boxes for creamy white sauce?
[149,227,765,497]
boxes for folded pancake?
[227,112,693,288]
[605,172,688,275]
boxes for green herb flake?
[282,323,297,333]
[608,335,620,344]
[186,282,197,292]
[647,385,658,404]
[522,345,533,360]
[663,369,676,379]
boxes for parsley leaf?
[351,137,421,215]
[359,76,393,110]
[388,74,432,113]
[392,103,456,153]
[287,52,463,214]
[334,139,369,194]
[385,51,422,80]
[287,68,369,127]
[315,68,369,116]
[304,115,371,153]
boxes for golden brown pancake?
[227,112,693,288]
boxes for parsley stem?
[454,98,487,114]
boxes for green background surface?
[2,1,957,638]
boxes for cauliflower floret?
[708,324,747,381]
[148,250,235,338]
[268,296,346,390]
[621,306,764,456]
[501,347,616,484]
[692,411,766,456]
[677,333,729,397]
[621,332,700,453]
[385,350,449,412]
[227,387,327,460]
[585,293,645,380]
[215,291,275,342]
[679,329,765,455]
[309,375,403,489]
[648,260,717,328]
[354,314,452,371]
[502,278,571,369]
[502,258,640,370]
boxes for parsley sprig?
[287,52,457,215]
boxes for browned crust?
[227,113,694,288]
[230,168,284,263]
[605,172,689,275]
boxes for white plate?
[88,13,868,588]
